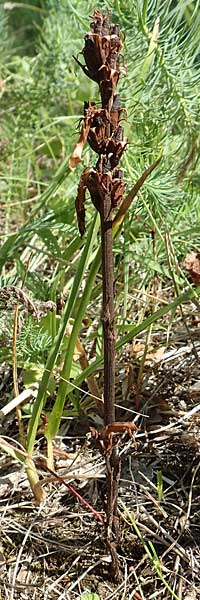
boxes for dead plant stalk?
[71,10,127,578]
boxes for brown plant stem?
[100,188,121,577]
[101,192,115,426]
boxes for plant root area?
[0,324,200,599]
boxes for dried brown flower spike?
[71,11,127,236]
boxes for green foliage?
[0,313,52,364]
[16,317,52,363]
[0,6,11,56]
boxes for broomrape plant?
[71,10,129,578]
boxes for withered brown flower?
[69,10,127,236]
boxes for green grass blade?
[46,235,101,440]
[74,285,200,387]
[27,213,99,453]
[119,499,180,600]
[0,156,72,273]
[0,233,18,272]
[122,213,130,319]
[157,470,163,502]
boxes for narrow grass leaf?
[74,285,200,386]
[27,213,99,453]
[46,219,101,440]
